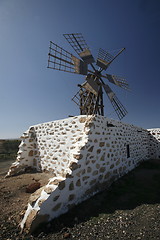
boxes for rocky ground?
[0,159,160,240]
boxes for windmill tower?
[48,33,129,120]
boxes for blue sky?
[0,0,160,139]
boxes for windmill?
[47,33,129,120]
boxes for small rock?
[26,182,41,193]
[63,232,71,238]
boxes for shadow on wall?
[34,159,160,235]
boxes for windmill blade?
[48,41,88,75]
[96,48,125,71]
[105,73,129,90]
[102,84,128,120]
[63,33,95,64]
[96,48,114,70]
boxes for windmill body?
[48,33,129,120]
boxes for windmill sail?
[96,48,126,71]
[96,48,114,70]
[105,74,129,90]
[48,41,88,75]
[71,56,88,75]
[102,84,128,120]
[63,33,95,64]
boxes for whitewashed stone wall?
[147,128,160,159]
[6,115,160,233]
[7,116,91,177]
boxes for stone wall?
[148,128,160,159]
[6,115,160,232]
[7,116,92,177]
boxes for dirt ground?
[0,159,160,240]
[0,171,53,239]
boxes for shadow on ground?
[35,159,160,235]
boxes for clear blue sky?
[0,0,160,139]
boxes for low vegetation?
[0,139,20,161]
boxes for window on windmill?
[126,144,130,158]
